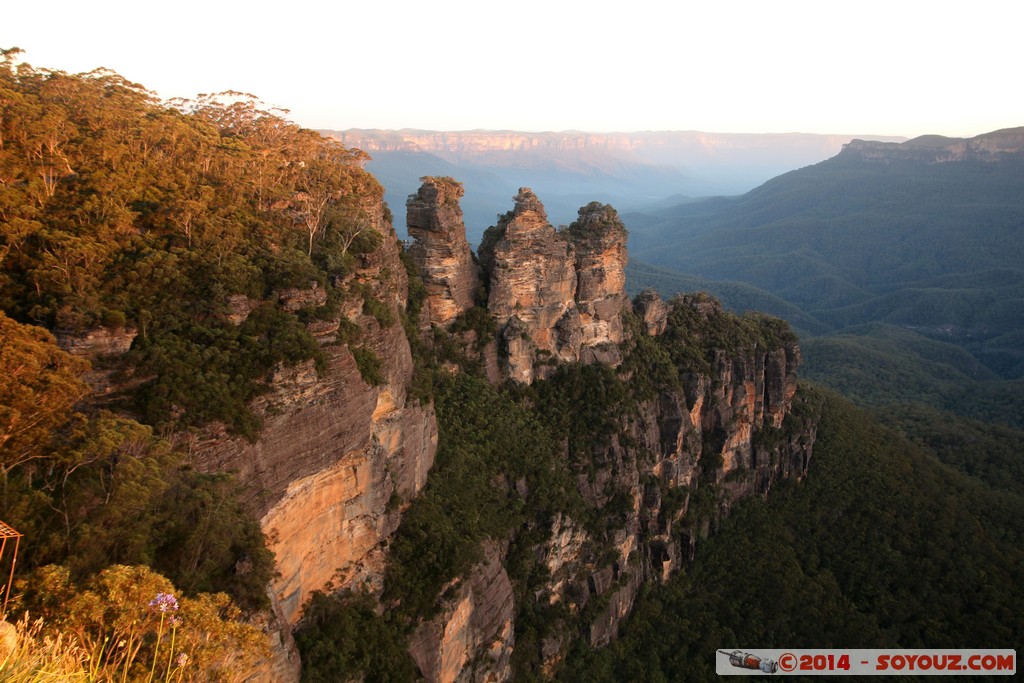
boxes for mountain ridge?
[842,125,1024,162]
[626,126,1024,427]
[324,128,907,238]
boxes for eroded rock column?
[566,201,629,365]
[407,177,480,328]
[479,188,577,383]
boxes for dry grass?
[0,615,90,681]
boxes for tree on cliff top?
[1,50,384,436]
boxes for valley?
[325,129,904,241]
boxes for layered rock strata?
[408,542,516,683]
[191,196,438,681]
[477,189,628,383]
[566,201,629,364]
[407,177,481,328]
[399,187,812,679]
[519,292,813,672]
[478,188,577,383]
[54,325,139,399]
[186,181,811,683]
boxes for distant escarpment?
[842,126,1024,163]
[325,128,908,243]
[328,128,905,162]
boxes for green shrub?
[351,346,385,386]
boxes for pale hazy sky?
[4,0,1022,137]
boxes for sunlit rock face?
[566,201,629,364]
[408,542,515,683]
[407,177,480,328]
[633,289,669,336]
[54,325,139,399]
[509,290,811,673]
[477,190,630,383]
[182,181,810,683]
[189,197,438,682]
[479,188,578,383]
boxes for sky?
[4,0,1023,138]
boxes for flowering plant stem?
[164,625,177,683]
[146,613,165,683]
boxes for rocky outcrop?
[633,289,669,336]
[407,177,481,328]
[56,325,137,357]
[477,190,629,383]
[397,184,814,676]
[506,291,813,671]
[172,177,812,682]
[566,201,629,364]
[276,282,328,313]
[55,325,138,400]
[479,188,578,383]
[409,542,516,683]
[189,195,437,681]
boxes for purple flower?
[148,592,179,613]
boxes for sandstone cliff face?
[394,182,815,680]
[56,325,137,357]
[408,542,516,683]
[182,176,811,683]
[478,190,628,383]
[479,188,578,383]
[190,196,437,681]
[566,202,629,365]
[55,325,139,400]
[407,177,481,328]
[633,289,670,336]
[507,292,812,673]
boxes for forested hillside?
[0,48,390,679]
[611,139,1024,678]
[624,134,1024,484]
[629,131,1024,376]
[560,388,1024,681]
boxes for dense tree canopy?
[560,388,1024,681]
[1,48,383,435]
[0,311,87,476]
[0,50,374,674]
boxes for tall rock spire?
[406,177,480,328]
[410,184,631,384]
[479,188,578,383]
[566,201,629,364]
